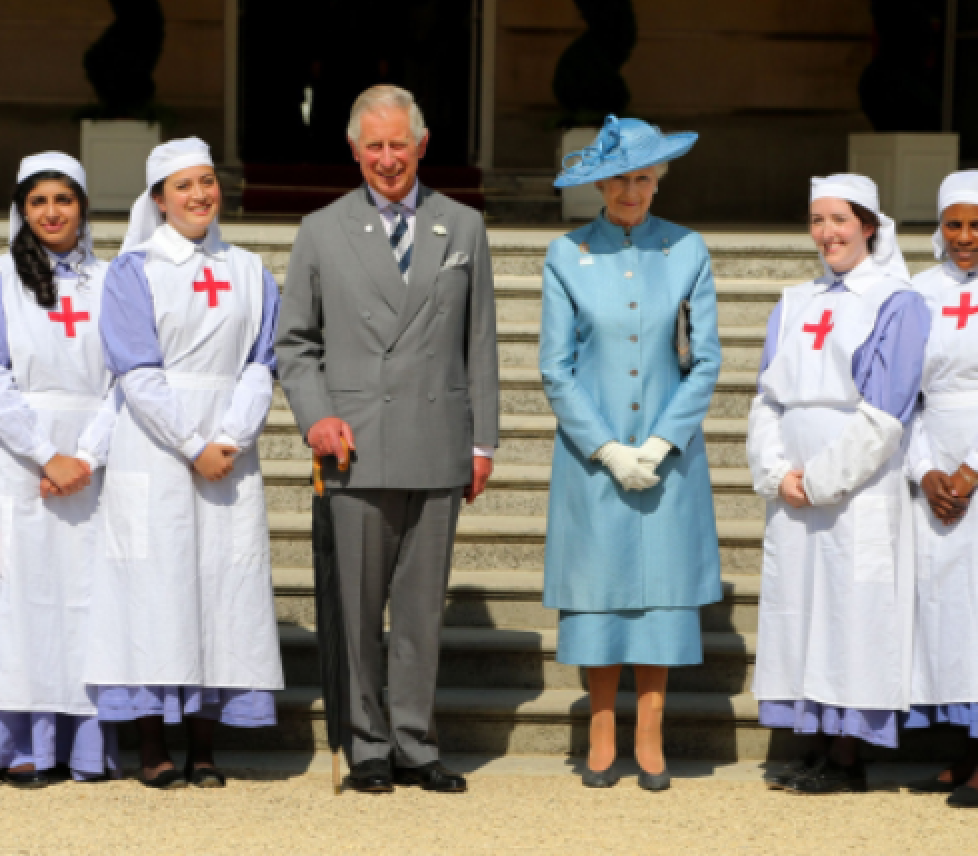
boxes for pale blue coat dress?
[540,213,723,666]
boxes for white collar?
[368,181,419,214]
[942,258,978,285]
[147,222,227,265]
[814,255,880,296]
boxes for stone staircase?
[2,222,942,760]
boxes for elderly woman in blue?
[541,116,723,791]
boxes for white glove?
[594,441,660,491]
[638,436,673,469]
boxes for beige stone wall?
[497,0,872,118]
[0,0,224,201]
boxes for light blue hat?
[554,115,698,188]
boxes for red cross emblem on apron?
[193,268,231,308]
[943,292,978,330]
[803,309,834,350]
[48,296,90,338]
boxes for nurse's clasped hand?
[778,469,811,508]
[193,443,238,482]
[41,453,91,497]
[594,441,660,491]
[922,468,971,525]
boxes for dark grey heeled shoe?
[582,762,619,788]
[637,768,671,792]
[947,784,978,808]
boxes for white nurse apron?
[752,276,915,710]
[84,228,284,691]
[910,264,978,704]
[0,254,111,715]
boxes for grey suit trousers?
[329,487,463,767]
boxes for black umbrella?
[312,447,349,795]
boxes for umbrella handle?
[313,439,351,498]
[332,751,343,795]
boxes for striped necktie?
[389,203,413,284]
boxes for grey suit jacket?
[275,183,500,489]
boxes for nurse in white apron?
[903,171,978,807]
[747,174,930,794]
[0,152,120,786]
[84,138,284,790]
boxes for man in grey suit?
[276,85,499,794]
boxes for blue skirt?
[904,704,978,739]
[758,700,899,748]
[96,686,276,728]
[556,607,702,667]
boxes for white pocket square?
[440,251,470,271]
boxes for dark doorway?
[239,0,475,166]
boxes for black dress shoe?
[785,757,868,795]
[140,768,188,790]
[948,784,978,808]
[4,768,50,789]
[907,770,969,794]
[764,751,820,790]
[349,760,393,794]
[184,759,226,789]
[393,762,467,793]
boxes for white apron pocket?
[853,495,900,584]
[104,472,150,560]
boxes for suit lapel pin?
[433,224,447,236]
[365,223,374,233]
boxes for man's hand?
[42,454,92,497]
[779,470,810,509]
[307,418,356,462]
[193,443,238,482]
[921,469,968,524]
[465,455,493,504]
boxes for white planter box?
[848,133,959,224]
[81,120,161,212]
[558,128,603,221]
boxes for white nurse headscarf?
[932,170,978,260]
[120,137,216,254]
[9,151,93,257]
[810,173,910,283]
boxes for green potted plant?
[78,0,166,211]
[552,0,637,220]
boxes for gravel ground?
[0,772,973,855]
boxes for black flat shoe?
[184,760,226,789]
[785,757,868,795]
[349,760,393,794]
[581,762,619,788]
[907,770,969,794]
[393,762,467,793]
[948,784,978,808]
[140,768,188,790]
[764,751,820,790]
[4,769,50,789]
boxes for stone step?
[492,276,789,326]
[232,686,775,759]
[267,511,763,573]
[262,459,761,520]
[273,567,761,634]
[277,624,756,694]
[496,322,767,370]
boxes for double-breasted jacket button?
[384,395,392,403]
[428,394,436,402]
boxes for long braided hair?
[10,171,89,309]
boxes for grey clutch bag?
[676,299,692,373]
